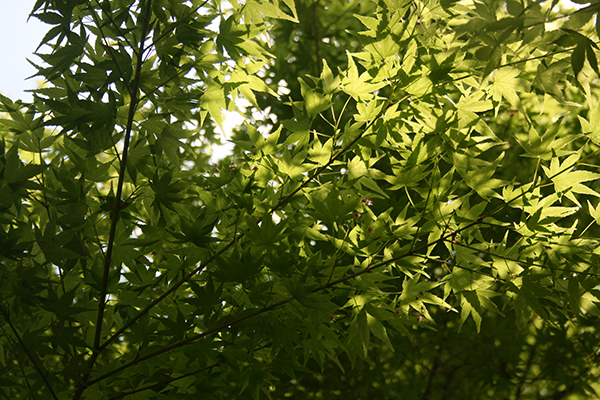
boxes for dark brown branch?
[92,0,152,355]
[88,298,292,385]
[73,1,153,399]
[86,216,487,386]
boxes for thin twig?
[107,362,220,400]
[85,0,133,98]
[98,97,400,353]
[86,216,487,386]
[514,343,536,400]
[0,304,58,400]
[312,1,322,75]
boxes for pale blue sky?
[0,0,47,101]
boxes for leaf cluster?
[2,0,600,399]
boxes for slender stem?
[73,2,153,399]
[88,298,292,385]
[409,160,437,252]
[147,1,209,53]
[0,304,58,400]
[421,345,442,400]
[98,233,241,351]
[99,97,399,352]
[107,362,220,400]
[85,0,133,98]
[271,99,398,214]
[514,343,536,400]
[93,0,152,355]
[312,1,322,75]
[91,0,136,57]
[106,342,271,399]
[311,218,485,294]
[86,217,487,385]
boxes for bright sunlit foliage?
[2,0,600,398]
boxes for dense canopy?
[2,0,600,399]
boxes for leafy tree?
[2,0,600,399]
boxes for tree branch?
[0,304,58,400]
[74,1,153,399]
[514,343,536,400]
[107,362,220,400]
[85,215,487,386]
[98,97,400,353]
[92,0,152,355]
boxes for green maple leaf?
[542,154,600,205]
